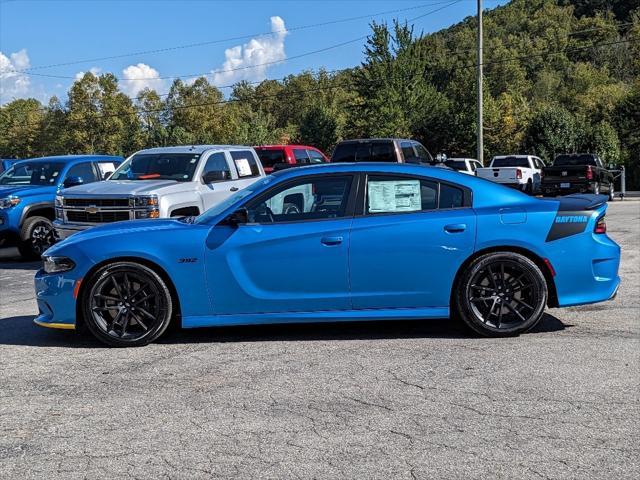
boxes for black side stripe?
[546,210,590,242]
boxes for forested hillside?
[1,0,638,186]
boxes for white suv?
[54,145,265,239]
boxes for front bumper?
[53,221,91,240]
[33,269,79,329]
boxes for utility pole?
[477,0,483,164]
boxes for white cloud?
[212,16,287,85]
[121,63,164,97]
[0,49,31,103]
[74,67,101,81]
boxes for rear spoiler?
[557,193,608,212]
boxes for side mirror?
[436,153,448,163]
[608,164,617,170]
[225,208,248,227]
[202,170,230,183]
[103,171,112,180]
[63,176,84,188]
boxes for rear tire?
[592,183,600,195]
[525,180,533,195]
[18,216,55,260]
[82,262,173,347]
[608,184,615,201]
[453,252,548,337]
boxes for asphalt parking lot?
[0,200,638,479]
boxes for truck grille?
[66,210,130,223]
[65,198,130,207]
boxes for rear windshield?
[111,153,201,182]
[0,161,65,186]
[332,141,395,163]
[553,154,597,166]
[491,157,529,168]
[444,160,467,171]
[256,149,286,168]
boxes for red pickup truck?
[254,145,329,173]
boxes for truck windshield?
[111,153,201,182]
[553,155,597,167]
[491,157,529,168]
[0,162,64,186]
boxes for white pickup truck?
[476,155,545,194]
[54,145,265,239]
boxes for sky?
[0,0,508,105]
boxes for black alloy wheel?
[18,216,56,259]
[83,262,173,347]
[455,252,547,337]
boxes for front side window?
[0,161,65,186]
[65,162,97,184]
[413,143,433,163]
[231,150,260,178]
[202,152,231,180]
[293,149,310,163]
[400,142,416,163]
[245,175,352,223]
[111,153,201,182]
[307,149,326,163]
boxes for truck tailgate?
[477,167,520,181]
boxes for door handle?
[321,236,343,246]
[444,223,467,233]
[230,186,239,192]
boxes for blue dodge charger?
[34,163,621,347]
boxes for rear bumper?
[549,232,621,307]
[542,181,594,195]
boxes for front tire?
[18,216,55,259]
[454,252,548,337]
[82,262,173,347]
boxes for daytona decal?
[546,210,590,242]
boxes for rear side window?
[332,143,357,163]
[371,142,396,162]
[365,175,468,214]
[231,150,260,177]
[256,149,286,169]
[440,184,464,209]
[293,149,310,163]
[400,142,416,163]
[66,162,97,183]
[96,162,117,179]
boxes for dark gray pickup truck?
[542,153,616,200]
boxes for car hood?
[0,184,57,198]
[61,179,187,196]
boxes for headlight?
[43,256,76,274]
[0,195,20,209]
[134,195,158,207]
[55,195,63,207]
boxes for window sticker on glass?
[235,158,252,177]
[368,180,421,213]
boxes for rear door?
[349,173,476,309]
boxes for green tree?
[298,104,341,153]
[0,99,44,158]
[525,105,578,161]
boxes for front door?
[349,174,476,309]
[204,174,356,315]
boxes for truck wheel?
[283,203,301,215]
[18,216,56,259]
[592,183,600,195]
[608,184,615,201]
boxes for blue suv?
[0,155,122,259]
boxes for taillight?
[516,169,522,179]
[586,165,593,180]
[595,216,606,234]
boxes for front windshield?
[111,153,201,182]
[0,162,65,186]
[195,176,276,224]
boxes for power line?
[7,1,458,75]
[5,35,638,131]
